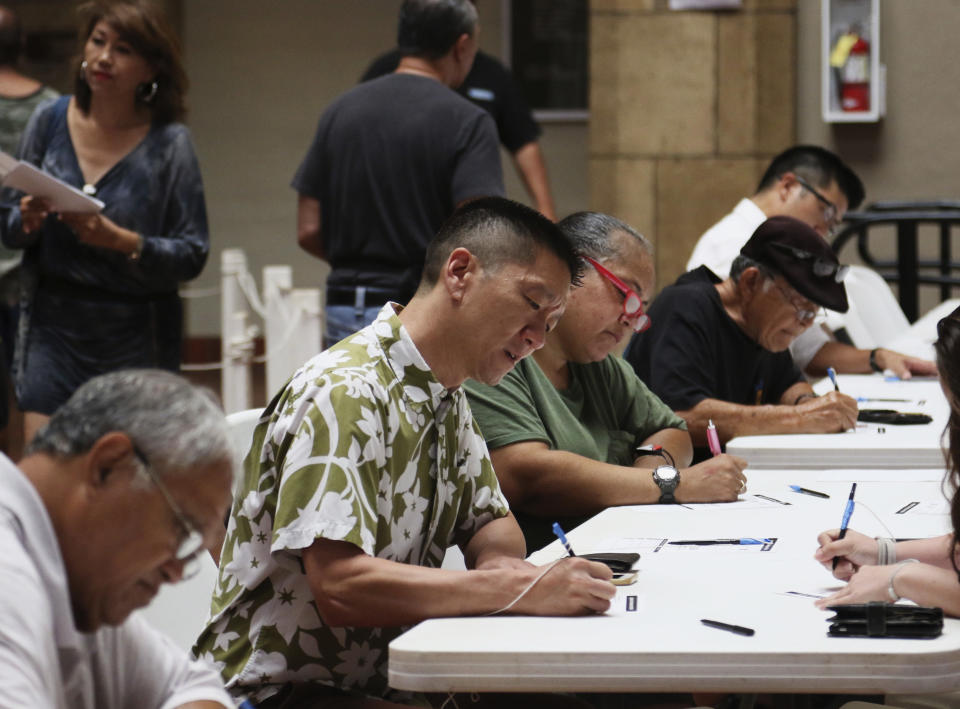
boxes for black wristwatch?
[869,348,883,373]
[636,444,681,504]
[652,465,680,504]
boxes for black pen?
[832,482,858,570]
[669,538,769,546]
[701,618,755,636]
[789,485,830,499]
[754,494,791,506]
[552,522,576,557]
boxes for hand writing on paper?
[814,528,877,580]
[675,454,749,503]
[512,556,616,616]
[795,391,859,433]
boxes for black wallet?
[580,552,639,574]
[826,602,943,638]
[857,409,933,425]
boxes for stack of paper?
[0,150,103,213]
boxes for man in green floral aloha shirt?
[194,197,617,708]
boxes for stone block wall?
[590,0,796,291]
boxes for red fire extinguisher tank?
[841,36,870,111]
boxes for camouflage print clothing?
[0,87,58,264]
[0,86,58,156]
[194,304,509,705]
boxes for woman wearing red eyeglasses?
[465,211,748,552]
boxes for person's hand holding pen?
[813,527,878,580]
[673,454,749,502]
[793,390,858,432]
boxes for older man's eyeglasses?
[769,241,850,283]
[766,278,820,324]
[794,175,843,235]
[133,447,206,580]
[584,256,651,332]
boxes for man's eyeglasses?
[766,277,820,324]
[769,241,850,283]
[794,175,843,235]
[584,256,651,332]
[133,447,206,580]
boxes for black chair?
[831,201,960,322]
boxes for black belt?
[325,286,405,307]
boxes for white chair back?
[837,265,910,349]
[137,407,262,652]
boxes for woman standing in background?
[2,0,208,442]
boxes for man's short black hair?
[0,6,22,66]
[757,145,865,211]
[420,196,582,291]
[397,0,477,61]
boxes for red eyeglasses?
[583,256,651,333]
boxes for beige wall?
[182,0,588,335]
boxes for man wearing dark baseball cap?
[626,216,859,461]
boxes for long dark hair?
[934,305,960,578]
[73,0,187,124]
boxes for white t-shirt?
[687,198,831,371]
[0,455,232,709]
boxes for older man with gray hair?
[0,369,235,709]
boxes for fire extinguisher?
[840,35,870,112]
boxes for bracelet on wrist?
[793,392,818,406]
[875,537,897,566]
[128,234,144,262]
[887,558,919,602]
[869,348,883,373]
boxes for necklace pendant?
[82,183,97,196]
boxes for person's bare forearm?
[304,539,540,626]
[806,341,871,376]
[490,442,662,516]
[512,142,556,221]
[296,194,326,259]
[678,399,806,446]
[637,427,693,467]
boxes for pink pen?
[706,419,722,457]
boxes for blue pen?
[552,522,576,557]
[832,482,857,570]
[827,367,840,392]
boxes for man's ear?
[452,32,471,63]
[84,432,137,486]
[738,267,765,302]
[442,247,478,304]
[776,172,799,203]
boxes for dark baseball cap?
[740,216,849,313]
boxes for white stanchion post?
[289,285,322,370]
[263,264,322,396]
[221,249,254,413]
[263,265,292,396]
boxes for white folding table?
[726,375,948,469]
[389,469,958,695]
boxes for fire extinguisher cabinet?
[821,0,885,123]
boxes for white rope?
[179,285,221,299]
[180,360,228,372]
[485,558,563,616]
[235,268,268,319]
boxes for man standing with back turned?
[293,0,504,345]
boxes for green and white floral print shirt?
[194,304,509,704]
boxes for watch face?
[655,465,678,482]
